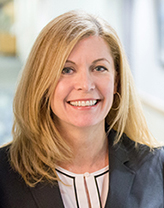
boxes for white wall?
[131,0,164,103]
[14,0,123,62]
[14,0,38,61]
[130,0,164,142]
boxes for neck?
[57,122,109,173]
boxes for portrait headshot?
[0,7,164,208]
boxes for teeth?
[70,100,97,107]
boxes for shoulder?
[0,144,20,187]
[0,143,10,155]
[122,134,164,169]
[0,144,40,207]
[0,144,24,186]
[0,144,11,171]
[108,129,164,171]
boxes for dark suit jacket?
[0,129,164,208]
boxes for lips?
[68,100,99,107]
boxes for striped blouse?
[56,165,109,208]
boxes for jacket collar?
[30,129,137,208]
[30,182,64,208]
[105,129,136,208]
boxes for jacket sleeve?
[0,145,38,208]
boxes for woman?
[0,10,163,208]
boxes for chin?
[71,120,103,129]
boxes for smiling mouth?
[68,100,99,107]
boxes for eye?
[62,67,74,74]
[94,66,108,72]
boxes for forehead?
[67,36,113,62]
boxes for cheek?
[101,77,115,97]
[50,80,70,110]
[53,79,67,100]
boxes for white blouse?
[56,166,109,208]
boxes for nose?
[75,69,95,91]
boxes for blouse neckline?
[56,165,109,177]
[56,165,109,208]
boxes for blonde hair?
[10,10,159,187]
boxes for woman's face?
[51,36,117,130]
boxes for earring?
[112,92,121,110]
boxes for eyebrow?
[65,60,75,64]
[92,58,111,65]
[65,58,111,65]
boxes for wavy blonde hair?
[10,10,159,187]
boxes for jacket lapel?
[30,182,64,208]
[29,129,136,208]
[105,131,136,208]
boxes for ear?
[114,74,119,94]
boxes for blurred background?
[0,0,164,146]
